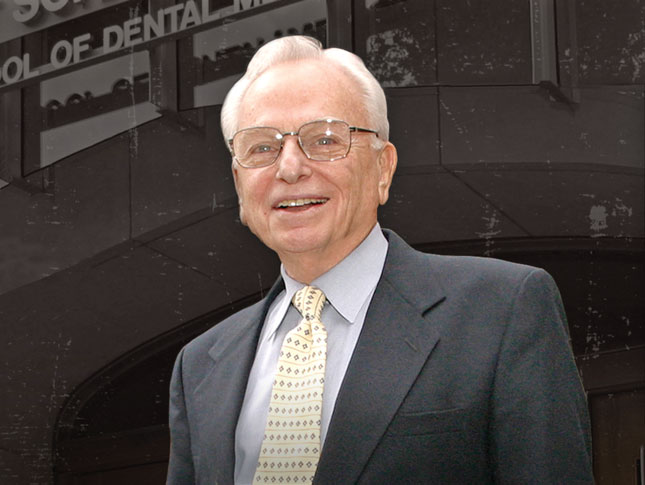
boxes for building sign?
[2,0,326,173]
[0,0,131,45]
[234,0,280,12]
[0,0,234,89]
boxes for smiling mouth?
[276,198,328,209]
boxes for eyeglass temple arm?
[349,127,379,138]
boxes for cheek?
[352,169,380,204]
[238,173,262,204]
[242,180,271,222]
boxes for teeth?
[277,198,327,208]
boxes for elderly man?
[167,36,593,484]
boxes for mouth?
[275,198,328,209]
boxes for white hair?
[220,36,389,144]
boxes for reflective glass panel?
[355,0,436,87]
[34,51,160,169]
[182,0,327,109]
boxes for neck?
[279,227,376,283]
[280,251,343,284]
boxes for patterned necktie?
[254,286,327,483]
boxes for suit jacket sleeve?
[167,347,196,484]
[490,268,593,483]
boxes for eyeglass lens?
[233,120,351,168]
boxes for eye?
[311,129,344,146]
[315,136,337,146]
[250,144,277,154]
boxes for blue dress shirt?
[233,223,389,484]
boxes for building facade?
[0,0,643,483]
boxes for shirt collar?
[282,223,388,323]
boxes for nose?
[274,135,312,184]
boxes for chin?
[270,231,329,256]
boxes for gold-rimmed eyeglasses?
[228,118,379,168]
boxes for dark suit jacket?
[167,230,593,484]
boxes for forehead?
[237,60,366,130]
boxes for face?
[232,60,397,276]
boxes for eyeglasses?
[228,118,379,168]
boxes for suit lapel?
[192,279,285,483]
[315,231,446,483]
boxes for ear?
[376,142,397,205]
[231,162,248,226]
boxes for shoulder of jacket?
[180,296,267,357]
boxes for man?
[167,36,593,484]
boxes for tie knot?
[292,286,326,321]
